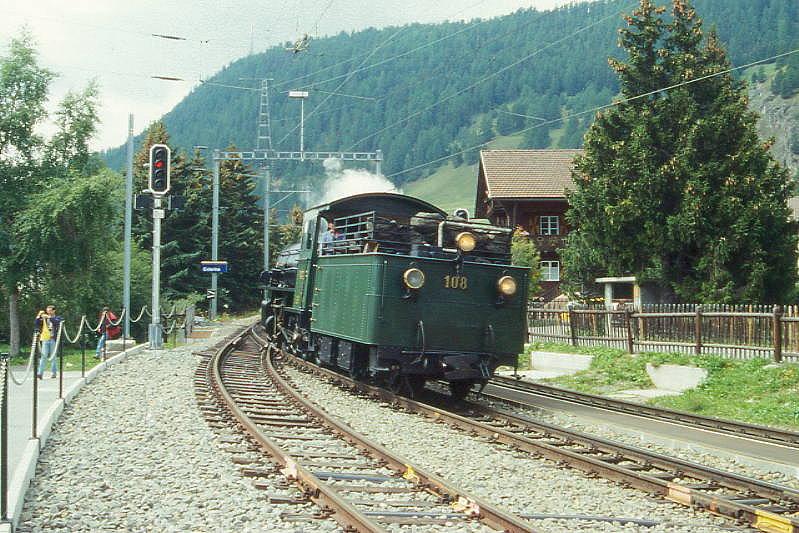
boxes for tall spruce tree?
[217,151,262,311]
[132,123,212,307]
[562,0,797,303]
[161,149,211,303]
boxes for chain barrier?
[43,322,65,371]
[161,304,178,319]
[162,318,178,336]
[7,332,39,386]
[110,307,127,327]
[62,317,87,345]
[89,311,108,333]
[130,306,148,323]
[0,354,7,409]
[3,305,187,379]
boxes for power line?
[346,5,631,151]
[275,24,410,147]
[257,8,563,133]
[496,109,547,121]
[385,46,799,180]
[269,0,493,91]
[314,89,377,101]
[313,0,337,31]
[278,14,491,91]
[266,0,572,146]
[5,10,248,51]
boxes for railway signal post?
[210,154,220,320]
[147,144,171,348]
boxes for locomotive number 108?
[443,275,468,290]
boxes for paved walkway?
[4,369,85,479]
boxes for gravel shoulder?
[477,392,799,490]
[19,320,340,533]
[286,367,749,533]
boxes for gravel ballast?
[478,390,799,489]
[285,368,746,533]
[19,321,341,533]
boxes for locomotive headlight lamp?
[455,231,477,252]
[497,275,517,296]
[403,268,426,289]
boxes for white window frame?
[539,215,560,236]
[540,261,560,282]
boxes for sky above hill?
[2,0,570,151]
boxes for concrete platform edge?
[9,440,38,527]
[6,342,147,529]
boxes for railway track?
[285,353,799,533]
[489,375,799,449]
[194,326,537,533]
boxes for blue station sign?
[201,261,229,273]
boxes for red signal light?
[148,144,171,194]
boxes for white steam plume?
[315,158,400,204]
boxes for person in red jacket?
[95,306,119,359]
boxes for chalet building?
[475,149,583,301]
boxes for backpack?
[107,325,122,340]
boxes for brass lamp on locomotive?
[260,192,528,399]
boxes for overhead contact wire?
[275,24,410,147]
[347,5,630,151]
[270,0,492,91]
[387,46,799,179]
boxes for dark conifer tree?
[161,149,211,303]
[562,0,797,303]
[217,150,263,311]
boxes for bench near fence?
[527,304,799,363]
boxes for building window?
[539,216,559,235]
[541,261,560,282]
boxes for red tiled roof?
[480,149,583,199]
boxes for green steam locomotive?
[260,192,528,399]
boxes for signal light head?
[148,144,171,194]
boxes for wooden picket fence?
[527,303,799,362]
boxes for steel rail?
[208,326,537,532]
[490,375,799,449]
[285,355,799,533]
[209,328,388,533]
[254,335,538,533]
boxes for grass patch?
[650,359,799,429]
[532,343,655,394]
[526,342,799,428]
[403,162,477,214]
[5,345,104,373]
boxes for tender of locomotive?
[260,192,528,399]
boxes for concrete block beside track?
[533,351,593,373]
[645,363,707,392]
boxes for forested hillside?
[102,0,798,191]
